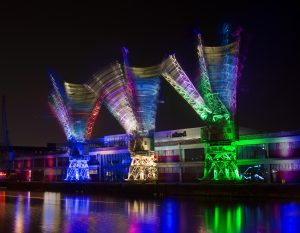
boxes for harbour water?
[0,190,299,233]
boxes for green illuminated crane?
[161,25,242,180]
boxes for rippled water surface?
[0,190,300,233]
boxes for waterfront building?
[1,127,300,183]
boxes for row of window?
[271,163,300,171]
[156,150,180,156]
[97,153,131,166]
[237,142,300,159]
[159,167,180,173]
[13,157,70,169]
[237,145,267,159]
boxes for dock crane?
[1,95,15,178]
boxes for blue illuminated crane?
[48,73,102,181]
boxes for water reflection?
[0,191,6,230]
[280,203,300,233]
[161,199,179,233]
[126,200,159,233]
[0,191,300,233]
[204,205,243,233]
[14,192,31,233]
[63,195,90,233]
[42,192,61,233]
[65,195,90,215]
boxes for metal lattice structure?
[203,144,239,180]
[49,76,73,141]
[86,50,161,181]
[199,39,239,115]
[124,59,161,182]
[86,62,138,134]
[65,159,90,181]
[49,73,102,181]
[64,82,101,142]
[130,65,161,136]
[199,27,241,180]
[161,26,242,180]
[196,35,231,123]
[126,152,157,181]
[48,25,243,182]
[161,55,212,121]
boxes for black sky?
[0,1,299,146]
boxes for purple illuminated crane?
[86,49,161,181]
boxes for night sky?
[0,1,299,146]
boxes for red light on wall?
[25,170,31,182]
[16,161,22,169]
[0,172,6,177]
[47,174,55,182]
[45,168,55,182]
[25,160,32,168]
[47,158,55,167]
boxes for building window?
[185,148,205,161]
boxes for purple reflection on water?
[0,191,300,233]
[126,200,159,233]
[14,193,31,233]
[63,196,90,233]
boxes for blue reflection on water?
[63,196,90,233]
[280,203,300,233]
[161,199,179,233]
[1,191,300,233]
[65,195,90,215]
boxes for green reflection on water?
[206,205,243,233]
